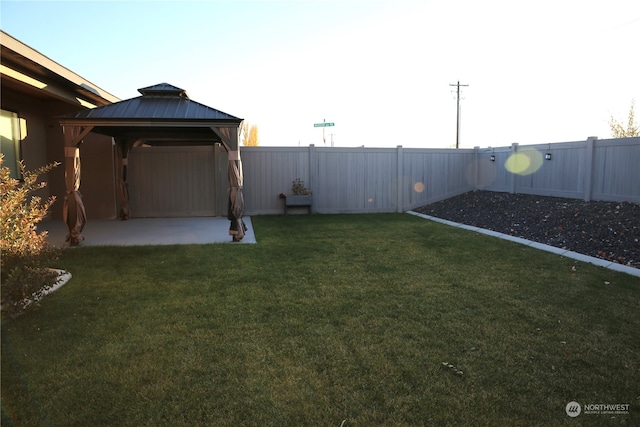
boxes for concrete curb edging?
[21,269,72,310]
[408,211,640,278]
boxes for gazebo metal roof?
[58,83,243,141]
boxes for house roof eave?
[1,29,120,105]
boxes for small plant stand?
[285,195,312,215]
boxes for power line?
[449,81,469,149]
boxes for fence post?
[397,145,403,212]
[583,136,597,202]
[474,146,480,190]
[308,144,317,213]
[510,143,518,194]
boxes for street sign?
[314,122,334,127]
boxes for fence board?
[129,146,217,217]
[592,138,640,202]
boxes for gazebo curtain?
[114,138,136,220]
[214,126,246,241]
[62,125,92,246]
[227,153,246,241]
[63,145,86,246]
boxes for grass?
[2,213,639,426]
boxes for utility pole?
[449,81,469,149]
[323,119,326,146]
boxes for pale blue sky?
[2,0,639,148]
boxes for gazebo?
[58,83,246,244]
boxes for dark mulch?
[413,191,640,269]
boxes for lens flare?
[505,148,543,175]
[413,182,425,193]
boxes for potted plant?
[281,178,312,213]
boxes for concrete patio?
[39,217,256,247]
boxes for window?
[0,109,22,179]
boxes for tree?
[247,124,260,146]
[241,121,250,146]
[609,100,639,138]
[241,121,260,146]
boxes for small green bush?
[1,154,61,317]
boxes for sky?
[1,0,639,149]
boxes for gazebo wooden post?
[62,125,93,245]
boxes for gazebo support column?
[212,126,245,241]
[114,137,137,220]
[227,150,246,241]
[62,125,92,246]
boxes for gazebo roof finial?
[138,83,188,98]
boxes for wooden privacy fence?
[240,137,640,215]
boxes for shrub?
[290,178,311,195]
[1,154,61,317]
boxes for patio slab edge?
[408,211,640,278]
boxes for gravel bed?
[413,191,640,269]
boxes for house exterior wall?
[2,87,51,184]
[2,30,120,221]
[1,86,117,220]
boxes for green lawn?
[2,214,639,426]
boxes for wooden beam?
[63,125,94,147]
[210,126,239,152]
